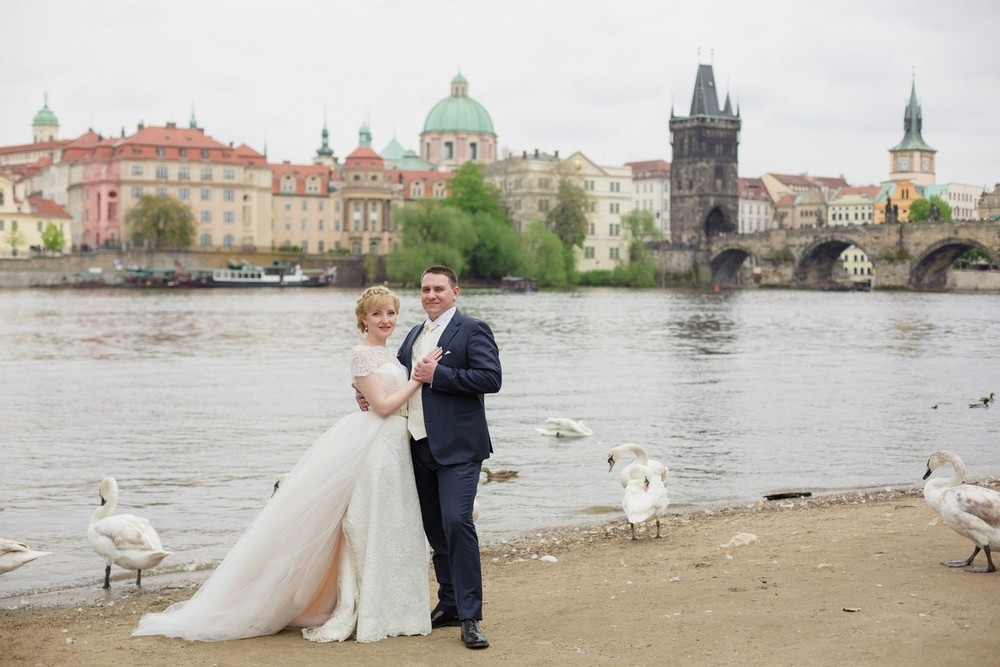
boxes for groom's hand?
[353,383,370,411]
[413,347,442,383]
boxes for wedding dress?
[133,345,431,643]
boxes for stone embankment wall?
[0,251,365,288]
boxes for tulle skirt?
[133,412,430,642]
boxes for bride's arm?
[355,348,442,418]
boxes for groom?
[400,265,501,649]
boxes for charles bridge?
[704,221,1000,290]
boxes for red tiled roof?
[344,146,383,167]
[28,196,72,219]
[270,162,332,194]
[0,138,70,156]
[625,159,671,178]
[111,124,265,166]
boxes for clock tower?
[888,79,936,185]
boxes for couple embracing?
[134,265,502,650]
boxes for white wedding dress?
[133,345,431,643]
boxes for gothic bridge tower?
[669,63,740,247]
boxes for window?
[584,246,595,259]
[223,189,235,202]
[179,187,190,201]
[306,178,320,193]
[224,211,235,224]
[223,168,236,180]
[131,185,143,197]
[156,187,167,197]
[302,200,308,211]
[156,146,164,158]
[131,164,143,177]
[538,199,550,212]
[37,221,43,232]
[200,210,212,223]
[301,240,308,253]
[470,143,477,160]
[444,142,454,159]
[223,234,235,247]
[610,247,620,259]
[155,165,168,179]
[610,203,620,214]
[200,233,212,246]
[284,219,291,231]
[200,188,211,201]
[351,241,361,255]
[281,177,295,193]
[201,167,213,180]
[318,220,324,231]
[301,219,308,231]
[538,178,551,189]
[610,182,620,192]
[178,166,190,180]
[369,240,379,254]
[318,241,325,253]
[179,148,187,158]
[201,148,210,159]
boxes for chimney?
[554,150,559,158]
[534,148,539,158]
[137,121,145,131]
[166,121,177,129]
[522,150,527,159]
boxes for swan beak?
[607,456,615,473]
[922,467,932,480]
[643,477,650,492]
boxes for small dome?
[422,74,495,135]
[33,101,59,127]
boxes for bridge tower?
[888,78,936,186]
[669,63,740,247]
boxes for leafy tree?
[466,211,525,280]
[444,162,506,219]
[908,195,953,222]
[520,221,569,287]
[387,202,476,284]
[41,221,66,254]
[125,195,196,249]
[614,209,660,286]
[545,178,589,249]
[4,228,26,256]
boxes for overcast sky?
[5,0,998,188]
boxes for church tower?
[888,79,935,185]
[669,64,740,246]
[32,94,59,143]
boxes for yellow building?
[0,172,72,257]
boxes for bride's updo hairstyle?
[355,285,401,333]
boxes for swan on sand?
[88,476,170,588]
[621,463,670,540]
[607,443,668,488]
[923,450,1000,573]
[535,417,593,437]
[0,538,50,574]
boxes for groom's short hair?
[423,265,458,288]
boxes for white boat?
[180,261,334,288]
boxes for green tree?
[520,221,569,287]
[125,195,196,249]
[545,178,589,249]
[40,221,66,254]
[4,228,26,256]
[614,209,660,286]
[444,162,506,219]
[466,211,526,280]
[908,195,953,222]
[386,202,476,284]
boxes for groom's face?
[421,272,459,320]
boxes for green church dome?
[33,99,59,126]
[422,74,495,135]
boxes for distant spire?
[189,100,198,129]
[316,111,333,157]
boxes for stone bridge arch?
[709,245,757,285]
[911,238,999,291]
[794,236,872,288]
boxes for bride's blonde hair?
[355,285,400,333]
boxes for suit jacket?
[398,309,501,466]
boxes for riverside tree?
[908,195,953,222]
[125,195,196,250]
[41,221,66,254]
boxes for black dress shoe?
[430,606,461,628]
[461,619,489,649]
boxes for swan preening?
[0,538,50,574]
[607,443,668,489]
[923,450,1000,573]
[535,417,593,438]
[88,476,170,588]
[621,464,670,540]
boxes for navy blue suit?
[398,309,501,621]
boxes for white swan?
[0,538,50,574]
[923,450,1000,573]
[607,443,668,488]
[88,477,170,588]
[621,464,670,540]
[535,417,593,437]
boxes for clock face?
[898,157,910,171]
[921,157,930,171]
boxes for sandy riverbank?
[2,485,999,667]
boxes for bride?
[134,285,438,643]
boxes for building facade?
[669,63,740,247]
[0,172,72,257]
[737,177,772,233]
[626,160,671,239]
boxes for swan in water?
[535,417,593,437]
[0,538,50,574]
[607,443,668,488]
[88,477,170,588]
[923,450,1000,573]
[621,464,670,540]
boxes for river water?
[1,286,998,598]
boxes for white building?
[626,160,670,239]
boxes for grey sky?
[5,0,998,188]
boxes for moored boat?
[178,261,334,288]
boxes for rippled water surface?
[2,286,999,597]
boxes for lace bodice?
[351,345,406,395]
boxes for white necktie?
[407,323,434,440]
